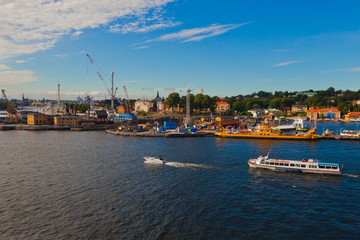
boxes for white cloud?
[71,31,83,39]
[55,54,68,58]
[0,0,175,60]
[0,64,11,70]
[15,60,26,63]
[0,69,37,85]
[272,61,302,67]
[133,45,150,50]
[336,67,360,72]
[149,22,251,43]
[47,90,107,98]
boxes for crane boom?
[123,86,132,113]
[86,54,113,98]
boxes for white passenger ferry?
[248,153,342,175]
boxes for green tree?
[194,93,205,110]
[166,92,180,111]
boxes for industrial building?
[54,115,82,125]
[27,114,49,125]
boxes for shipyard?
[2,84,360,141]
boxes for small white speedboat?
[144,156,166,165]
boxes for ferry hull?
[248,161,341,175]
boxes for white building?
[135,100,152,112]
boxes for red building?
[94,110,108,124]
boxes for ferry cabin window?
[260,160,265,164]
[332,167,338,169]
[285,163,289,166]
[270,162,275,165]
[280,163,284,166]
[275,162,279,166]
[265,162,270,165]
[319,166,325,169]
[290,164,295,167]
[301,165,306,168]
[296,164,300,167]
[326,166,331,169]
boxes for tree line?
[166,87,360,115]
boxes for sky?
[1,0,360,100]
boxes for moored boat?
[215,122,320,140]
[340,129,360,138]
[248,154,342,175]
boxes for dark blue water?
[0,123,359,239]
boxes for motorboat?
[144,156,166,165]
[248,153,342,175]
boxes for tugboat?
[248,153,342,175]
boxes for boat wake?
[164,162,211,169]
[143,157,210,169]
[343,173,360,178]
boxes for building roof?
[307,107,340,113]
[345,112,360,116]
[216,101,230,105]
[94,110,107,117]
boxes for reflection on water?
[0,131,359,239]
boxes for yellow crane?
[123,86,132,113]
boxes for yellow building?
[27,114,49,125]
[54,115,82,125]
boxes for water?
[0,124,359,239]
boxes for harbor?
[2,1,360,238]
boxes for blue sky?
[1,0,360,100]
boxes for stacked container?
[164,121,177,130]
[114,113,138,120]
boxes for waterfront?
[0,127,359,239]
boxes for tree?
[194,93,205,110]
[166,92,180,111]
[202,95,214,110]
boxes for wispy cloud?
[0,68,37,85]
[0,64,11,70]
[133,45,150,50]
[0,0,175,60]
[55,54,68,59]
[273,49,287,53]
[148,22,252,43]
[272,61,302,67]
[47,90,107,98]
[335,67,360,72]
[15,57,35,64]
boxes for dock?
[105,129,214,138]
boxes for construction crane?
[86,54,118,110]
[123,86,132,113]
[1,89,20,122]
[142,86,203,125]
